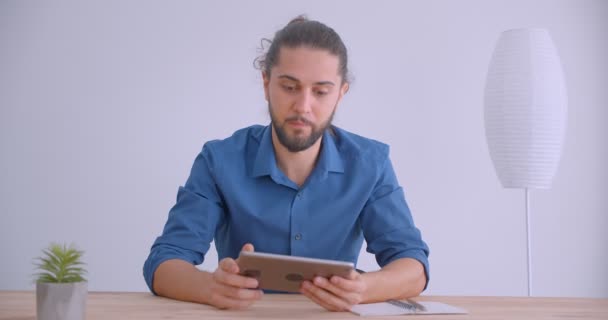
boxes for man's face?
[263,46,349,153]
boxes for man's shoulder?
[203,124,266,152]
[331,126,390,162]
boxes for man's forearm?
[360,258,426,303]
[153,259,212,304]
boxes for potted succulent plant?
[34,243,88,320]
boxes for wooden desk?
[1,291,607,319]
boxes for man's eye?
[316,90,328,96]
[282,85,296,91]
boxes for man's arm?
[360,257,426,302]
[153,259,210,304]
[143,146,263,309]
[300,257,425,311]
[153,244,263,309]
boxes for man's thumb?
[241,243,255,252]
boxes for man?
[143,16,429,311]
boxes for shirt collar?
[318,127,345,174]
[251,125,279,178]
[251,125,345,178]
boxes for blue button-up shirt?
[143,125,429,293]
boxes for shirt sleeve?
[142,144,225,294]
[359,152,430,290]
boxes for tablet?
[237,251,355,293]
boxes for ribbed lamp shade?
[484,28,567,189]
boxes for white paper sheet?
[350,300,468,317]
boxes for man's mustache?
[284,116,313,126]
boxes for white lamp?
[484,28,567,296]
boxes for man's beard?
[268,103,336,153]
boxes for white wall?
[1,0,606,297]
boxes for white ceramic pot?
[36,282,87,320]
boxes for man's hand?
[299,270,367,312]
[202,243,264,309]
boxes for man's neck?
[271,127,322,188]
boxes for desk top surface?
[1,291,607,320]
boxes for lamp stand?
[525,188,532,296]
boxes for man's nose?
[293,90,313,114]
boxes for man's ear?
[336,82,349,106]
[262,71,270,101]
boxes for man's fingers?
[209,291,258,310]
[314,276,348,296]
[303,283,349,311]
[314,276,362,305]
[219,257,239,274]
[209,254,262,310]
[217,284,264,301]
[241,243,255,252]
[235,243,254,266]
[302,289,336,311]
[301,281,351,311]
[301,282,342,311]
[330,275,366,293]
[214,268,259,289]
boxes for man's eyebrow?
[278,74,335,86]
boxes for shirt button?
[296,192,302,198]
[295,233,302,240]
